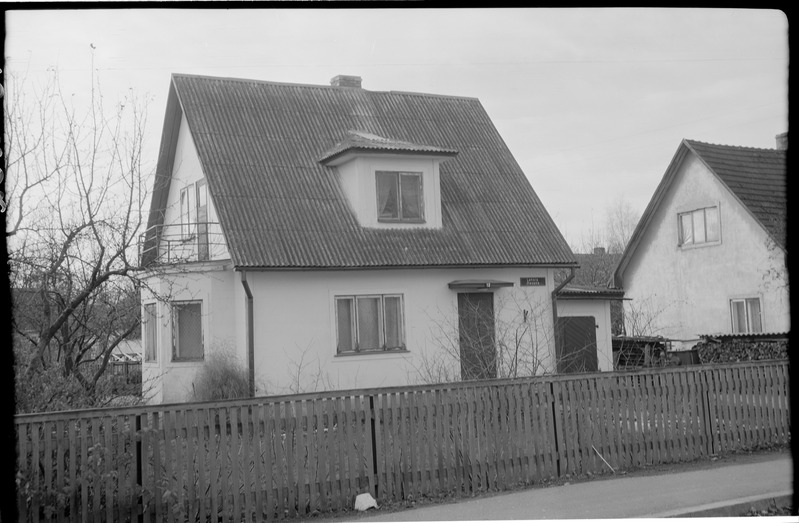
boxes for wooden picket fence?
[15,360,790,522]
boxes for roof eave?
[319,148,459,167]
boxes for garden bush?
[191,351,250,401]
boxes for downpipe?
[240,271,255,397]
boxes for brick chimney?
[330,75,362,88]
[593,247,606,255]
[775,132,788,150]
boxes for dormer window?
[377,171,424,222]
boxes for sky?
[4,8,789,251]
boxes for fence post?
[369,395,379,500]
[135,413,143,523]
[549,381,561,478]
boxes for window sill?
[170,358,205,365]
[678,240,721,251]
[377,218,426,224]
[335,349,410,358]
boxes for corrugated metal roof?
[559,284,625,299]
[685,140,787,248]
[152,73,576,269]
[698,332,789,341]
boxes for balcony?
[139,222,229,266]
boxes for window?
[679,206,719,246]
[730,298,763,334]
[336,294,405,354]
[180,185,194,239]
[143,303,158,362]
[376,171,424,222]
[172,301,204,361]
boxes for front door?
[556,316,598,373]
[458,292,497,380]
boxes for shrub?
[192,351,250,401]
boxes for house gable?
[615,139,787,287]
[145,74,576,270]
[614,138,789,343]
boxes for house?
[139,73,606,403]
[613,135,788,351]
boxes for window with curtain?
[335,294,405,354]
[730,298,763,333]
[172,301,204,361]
[678,206,720,246]
[376,171,423,222]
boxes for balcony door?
[196,179,209,261]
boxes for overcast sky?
[4,8,789,250]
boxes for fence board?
[15,361,791,522]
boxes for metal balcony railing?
[139,222,228,266]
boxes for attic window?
[678,206,719,246]
[377,171,424,222]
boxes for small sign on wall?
[520,277,546,287]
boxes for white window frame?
[678,205,720,247]
[376,171,425,223]
[172,300,204,361]
[143,302,158,363]
[730,297,763,334]
[335,294,406,354]
[180,185,195,240]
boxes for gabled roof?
[686,140,787,248]
[614,138,787,287]
[146,74,576,269]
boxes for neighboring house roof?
[614,138,787,287]
[146,74,576,269]
[685,140,787,248]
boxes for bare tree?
[411,293,558,384]
[604,195,640,254]
[6,67,155,412]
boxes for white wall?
[622,152,790,349]
[240,267,557,395]
[556,299,614,371]
[140,264,238,404]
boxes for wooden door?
[556,316,598,373]
[458,292,497,380]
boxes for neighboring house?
[614,135,789,350]
[139,73,591,404]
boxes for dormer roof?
[146,73,576,269]
[318,130,458,165]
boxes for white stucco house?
[613,135,788,351]
[139,73,614,404]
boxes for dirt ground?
[306,445,794,522]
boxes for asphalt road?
[347,452,792,521]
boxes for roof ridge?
[684,138,784,153]
[170,72,479,101]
